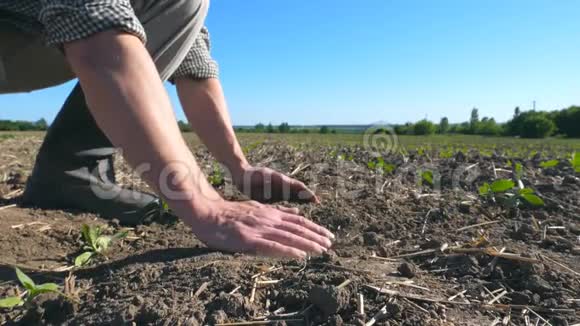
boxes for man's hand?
[175,78,320,204]
[186,199,333,258]
[232,166,319,203]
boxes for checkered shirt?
[0,0,219,80]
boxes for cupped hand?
[187,199,333,259]
[232,166,319,203]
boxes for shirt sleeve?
[38,0,146,46]
[169,27,219,81]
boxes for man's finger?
[281,214,335,240]
[297,188,319,203]
[251,239,307,259]
[262,228,326,255]
[287,179,318,203]
[276,221,332,248]
[274,205,300,215]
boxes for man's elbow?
[63,30,143,73]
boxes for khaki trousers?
[0,0,209,94]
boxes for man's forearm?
[64,31,219,216]
[176,78,249,175]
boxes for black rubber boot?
[22,83,168,225]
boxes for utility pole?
[533,100,536,111]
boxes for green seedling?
[572,152,580,173]
[0,268,60,309]
[367,157,395,174]
[140,199,174,224]
[207,164,225,186]
[480,149,493,157]
[242,141,262,155]
[479,179,544,208]
[514,162,524,181]
[539,160,559,169]
[439,148,454,159]
[338,154,354,161]
[420,170,434,186]
[75,224,128,267]
[479,179,515,195]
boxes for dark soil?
[0,135,579,325]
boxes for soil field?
[0,133,579,325]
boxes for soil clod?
[398,261,417,278]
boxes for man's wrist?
[228,159,252,180]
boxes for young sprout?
[0,268,60,309]
[420,170,434,186]
[572,152,580,173]
[439,148,454,159]
[514,162,524,181]
[207,163,225,187]
[539,160,559,169]
[367,157,396,174]
[242,141,262,155]
[479,179,544,208]
[74,224,128,267]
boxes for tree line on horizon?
[178,121,336,134]
[224,106,580,138]
[0,119,48,131]
[1,106,578,139]
[225,105,579,139]
[392,105,579,138]
[233,123,337,134]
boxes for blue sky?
[1,0,579,125]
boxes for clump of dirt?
[398,261,417,278]
[308,285,350,317]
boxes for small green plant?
[571,152,580,173]
[420,170,434,186]
[207,164,225,186]
[75,225,128,267]
[480,149,493,157]
[439,148,454,159]
[0,268,60,308]
[539,160,559,169]
[338,154,354,162]
[367,157,395,174]
[479,179,544,208]
[479,179,515,195]
[242,141,262,155]
[514,162,524,180]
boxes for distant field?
[2,131,580,152]
[227,132,580,147]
